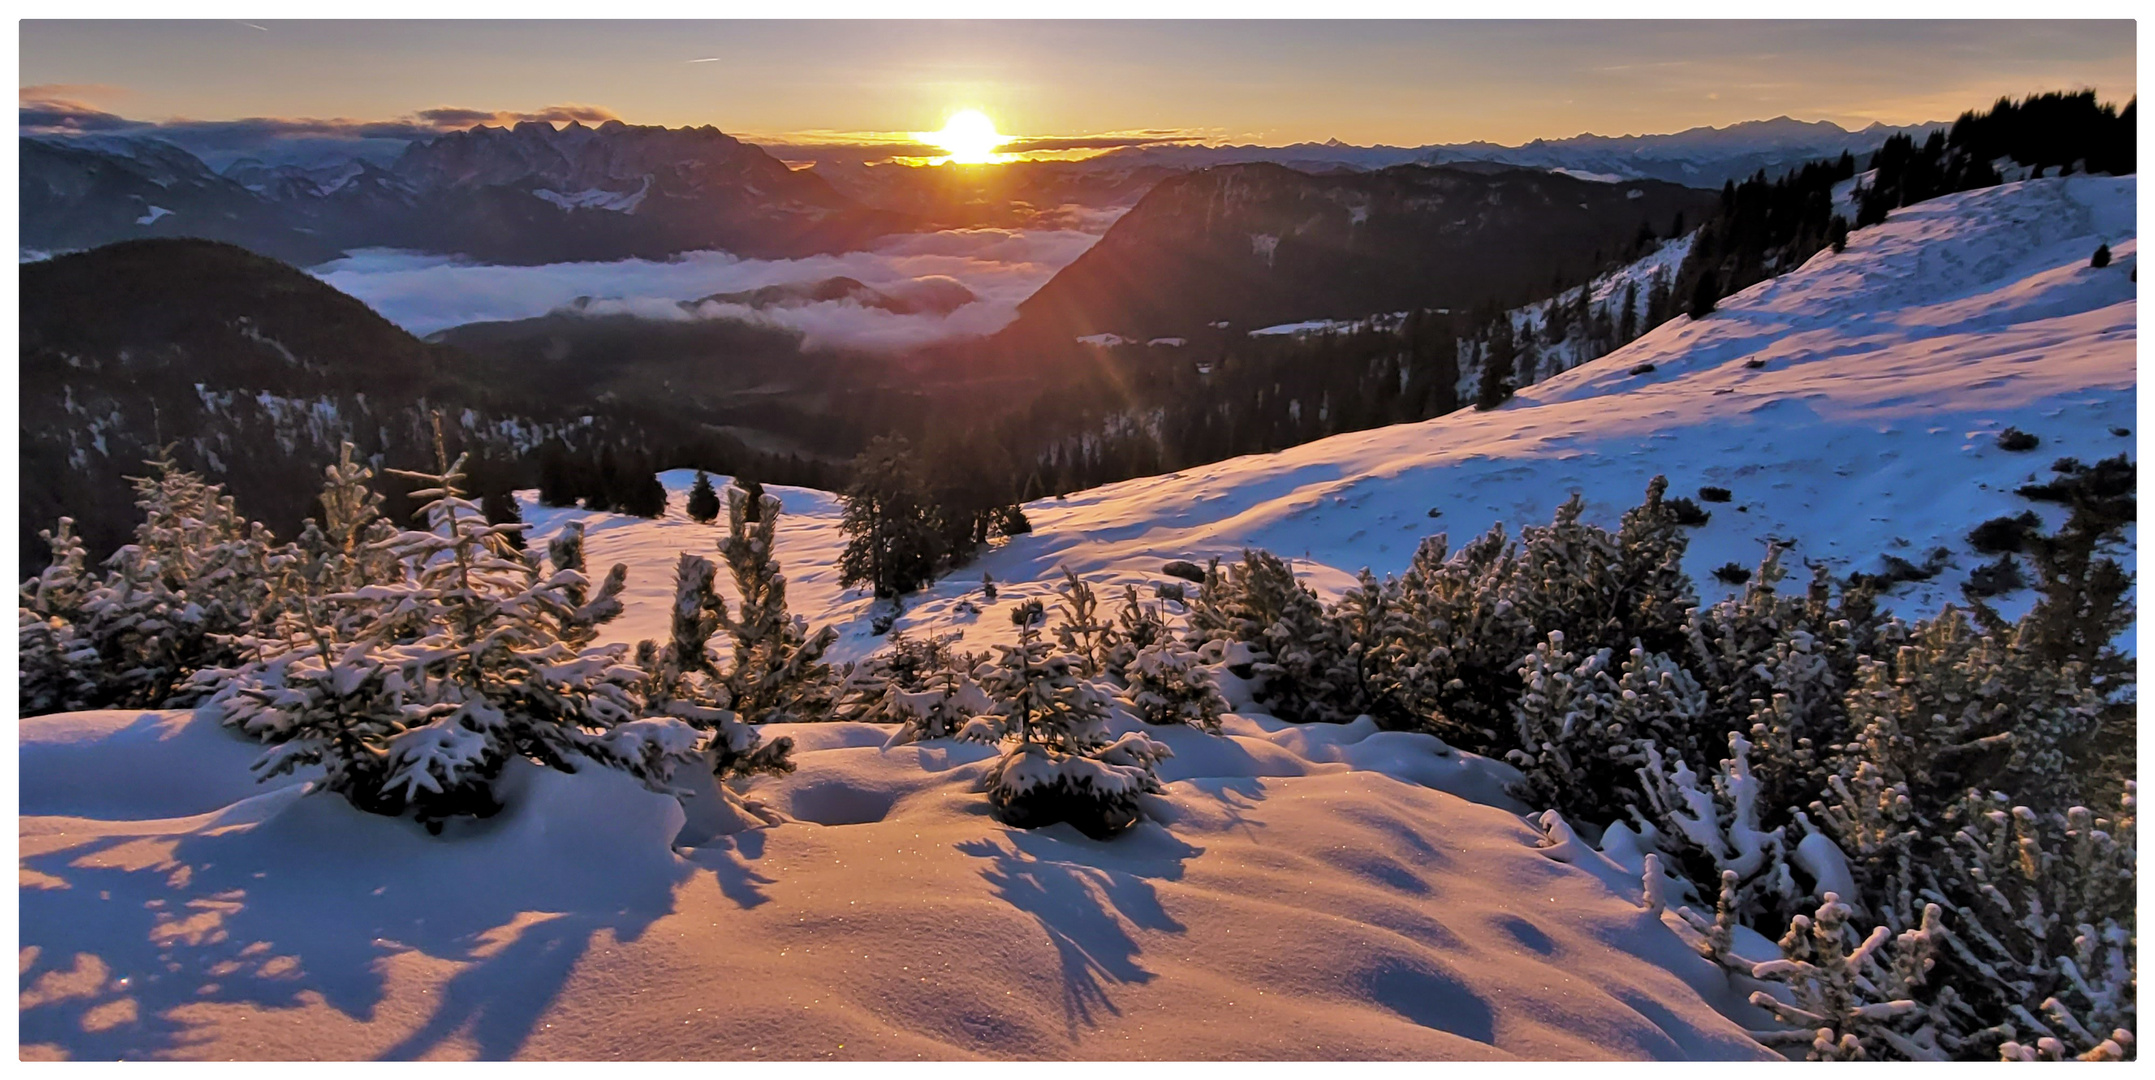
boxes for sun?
[923,109,1008,164]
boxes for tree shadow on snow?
[676,828,778,910]
[19,774,691,1061]
[955,825,1200,1039]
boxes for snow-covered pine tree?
[1826,610,2105,843]
[1635,731,1800,923]
[635,552,796,782]
[1682,545,1881,815]
[199,439,698,830]
[713,483,838,724]
[20,452,292,714]
[836,631,988,735]
[1101,584,1167,679]
[858,632,994,747]
[1187,549,1349,723]
[1053,567,1115,677]
[969,617,1171,839]
[18,518,99,714]
[1607,476,1698,655]
[686,470,721,523]
[543,519,629,648]
[1929,786,2136,1060]
[1508,633,1708,825]
[1741,891,1960,1060]
[1330,568,1419,727]
[1124,634,1228,732]
[1387,527,1539,748]
[298,442,401,596]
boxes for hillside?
[16,175,2134,1062]
[1008,163,1715,343]
[18,240,472,566]
[545,176,2135,664]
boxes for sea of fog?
[311,224,1106,353]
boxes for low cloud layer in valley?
[312,223,1106,352]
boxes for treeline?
[1859,90,2136,225]
[1677,91,2136,317]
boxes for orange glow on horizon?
[919,109,1009,164]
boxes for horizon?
[20,19,2137,167]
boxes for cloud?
[17,97,138,134]
[412,103,620,128]
[18,101,629,168]
[312,225,1107,352]
[999,134,1199,154]
[748,128,1209,166]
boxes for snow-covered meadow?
[18,175,2136,1060]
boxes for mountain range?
[22,120,911,266]
[1091,116,1946,186]
[22,115,1935,267]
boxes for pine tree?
[686,470,721,523]
[1620,280,1640,343]
[1474,316,1516,410]
[713,483,838,724]
[1689,269,1720,318]
[20,452,293,715]
[1645,268,1672,330]
[482,487,526,551]
[1187,549,1348,723]
[737,476,766,522]
[1052,567,1114,677]
[1124,635,1228,731]
[538,439,576,508]
[837,434,941,598]
[18,518,99,714]
[634,552,796,783]
[969,616,1171,839]
[198,434,696,830]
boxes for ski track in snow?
[17,175,2136,1061]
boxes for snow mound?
[21,704,1771,1060]
[20,709,316,820]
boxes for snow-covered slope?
[18,175,2135,1062]
[562,176,2134,665]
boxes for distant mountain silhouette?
[21,121,914,266]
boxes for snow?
[1075,333,1130,346]
[135,206,173,226]
[1249,310,1410,338]
[17,175,2135,1061]
[1471,232,1695,393]
[530,176,652,213]
[533,177,2135,668]
[22,704,1774,1060]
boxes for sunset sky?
[20,19,2137,154]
